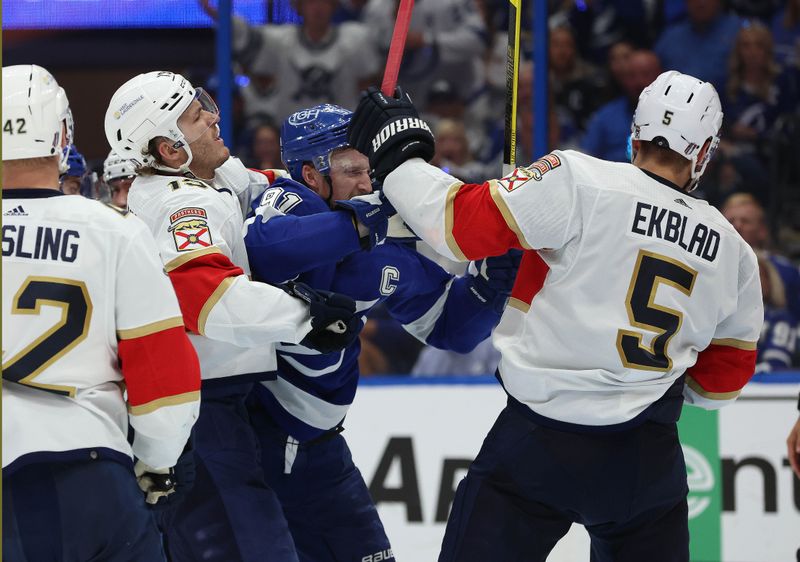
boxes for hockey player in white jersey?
[2,64,202,561]
[347,73,763,561]
[103,148,136,208]
[104,70,361,562]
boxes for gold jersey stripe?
[686,376,741,401]
[710,338,758,351]
[164,247,223,273]
[507,297,531,313]
[117,317,185,340]
[197,277,236,336]
[444,181,469,261]
[128,390,201,415]
[488,182,533,250]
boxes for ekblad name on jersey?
[382,150,763,427]
[2,193,200,472]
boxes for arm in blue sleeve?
[423,275,502,353]
[244,186,362,284]
[384,249,502,353]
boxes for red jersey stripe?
[686,342,757,397]
[120,324,201,409]
[508,250,550,312]
[167,251,244,334]
[447,181,526,260]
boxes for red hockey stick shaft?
[381,0,415,96]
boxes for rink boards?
[346,375,800,562]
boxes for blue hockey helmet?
[64,145,87,177]
[280,104,353,182]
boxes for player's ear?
[302,163,324,196]
[157,139,182,166]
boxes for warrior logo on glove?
[371,118,433,153]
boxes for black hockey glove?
[284,281,361,353]
[134,440,196,511]
[335,191,397,250]
[466,249,523,314]
[347,86,435,182]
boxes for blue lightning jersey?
[244,177,502,441]
[756,307,798,373]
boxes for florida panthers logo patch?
[498,154,562,192]
[169,207,212,252]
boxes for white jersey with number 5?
[383,151,763,427]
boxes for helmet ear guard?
[631,70,723,191]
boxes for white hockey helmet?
[631,70,723,190]
[103,149,136,182]
[104,71,219,174]
[2,64,74,172]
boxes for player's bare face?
[177,99,230,176]
[328,149,372,201]
[723,203,767,248]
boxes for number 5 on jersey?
[617,250,697,371]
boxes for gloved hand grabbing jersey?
[284,281,361,353]
[347,86,435,182]
[466,249,524,314]
[134,441,196,510]
[335,191,397,250]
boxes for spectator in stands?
[771,0,800,67]
[722,193,800,319]
[722,21,798,152]
[244,122,283,170]
[423,79,498,172]
[431,119,488,184]
[755,253,797,373]
[362,0,489,113]
[581,49,661,162]
[200,0,379,125]
[549,24,607,144]
[559,0,657,64]
[655,0,741,92]
[602,39,635,99]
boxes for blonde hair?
[757,251,787,309]
[727,22,780,102]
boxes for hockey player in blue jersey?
[243,104,521,562]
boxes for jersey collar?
[638,168,691,196]
[3,188,64,199]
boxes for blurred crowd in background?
[58,0,800,376]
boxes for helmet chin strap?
[152,142,195,176]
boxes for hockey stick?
[381,0,415,96]
[503,0,522,176]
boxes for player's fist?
[347,86,435,182]
[134,443,196,510]
[335,191,396,250]
[285,282,361,353]
[467,249,523,313]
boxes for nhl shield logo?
[169,207,213,252]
